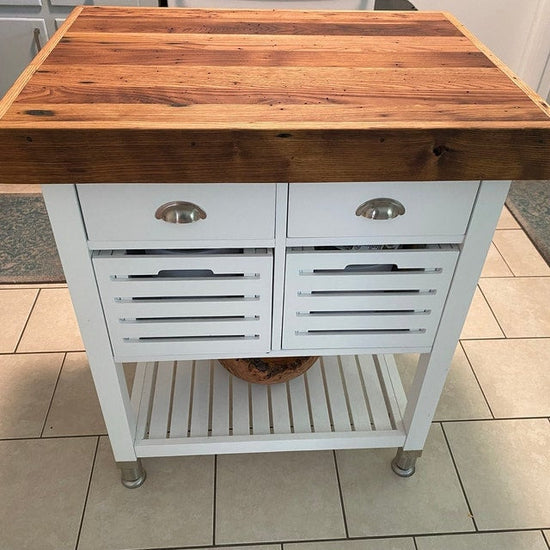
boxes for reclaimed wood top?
[0,6,549,183]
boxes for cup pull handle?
[355,198,405,220]
[33,28,42,52]
[155,201,207,224]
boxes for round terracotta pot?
[219,356,318,385]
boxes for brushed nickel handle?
[33,28,42,52]
[154,201,207,224]
[355,198,405,220]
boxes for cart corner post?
[42,183,144,486]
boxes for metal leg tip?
[391,456,416,477]
[391,448,421,478]
[119,460,147,489]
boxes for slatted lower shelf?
[131,354,407,457]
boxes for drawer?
[282,246,459,350]
[93,249,273,360]
[0,0,41,6]
[77,184,277,244]
[287,182,479,241]
[49,0,143,6]
[169,0,363,8]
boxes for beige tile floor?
[0,205,549,550]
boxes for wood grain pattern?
[0,6,549,184]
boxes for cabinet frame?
[42,180,510,480]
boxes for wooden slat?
[65,8,450,25]
[68,10,461,37]
[130,360,147,416]
[117,318,262,338]
[53,31,483,55]
[321,356,351,432]
[148,361,174,439]
[285,330,432,350]
[305,362,331,432]
[230,375,250,436]
[169,360,193,438]
[293,272,448,292]
[44,43,492,69]
[293,312,432,332]
[211,362,230,436]
[293,292,439,312]
[377,354,405,429]
[5,101,546,126]
[135,361,154,441]
[25,65,515,88]
[189,360,211,437]
[97,278,266,298]
[0,6,549,183]
[16,67,525,107]
[357,355,392,431]
[110,298,262,319]
[381,354,408,419]
[288,373,311,433]
[339,355,372,431]
[269,383,291,435]
[250,384,270,435]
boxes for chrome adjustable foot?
[391,448,422,478]
[118,459,146,489]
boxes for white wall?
[413,0,550,96]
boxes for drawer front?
[283,246,458,350]
[78,184,277,243]
[94,250,273,360]
[169,0,364,7]
[49,0,148,6]
[287,182,479,240]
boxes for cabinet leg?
[391,448,422,478]
[118,459,146,489]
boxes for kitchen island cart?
[1,7,549,487]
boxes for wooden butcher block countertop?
[0,6,549,183]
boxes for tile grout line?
[494,231,550,274]
[213,454,217,547]
[458,341,496,420]
[476,284,508,339]
[74,436,100,550]
[135,529,550,549]
[480,275,550,279]
[504,204,550,270]
[4,413,550,445]
[39,352,67,437]
[414,528,550,542]
[332,449,350,539]
[0,348,85,356]
[440,422,479,532]
[543,529,550,550]
[13,287,41,353]
[0,433,108,443]
[491,233,519,276]
[460,335,550,341]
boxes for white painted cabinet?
[168,0,372,8]
[0,18,47,96]
[43,179,510,486]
